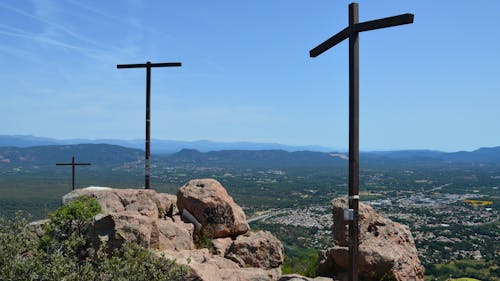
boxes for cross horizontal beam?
[56,163,91,166]
[117,62,182,69]
[309,13,414,57]
[355,13,413,33]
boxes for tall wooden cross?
[56,156,91,191]
[117,61,182,189]
[309,3,413,281]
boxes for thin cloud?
[0,29,111,61]
[63,0,122,23]
[0,1,122,53]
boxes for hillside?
[0,144,143,167]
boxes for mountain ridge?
[2,144,500,169]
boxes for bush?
[281,244,318,277]
[193,229,217,255]
[0,198,188,281]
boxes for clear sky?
[1,0,499,152]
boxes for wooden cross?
[56,156,91,191]
[309,3,413,281]
[117,61,182,189]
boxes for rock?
[62,187,178,219]
[89,212,193,251]
[177,179,250,238]
[213,237,233,256]
[157,218,195,251]
[62,185,283,280]
[219,267,281,281]
[317,197,424,281]
[28,219,49,238]
[159,249,281,281]
[278,274,335,281]
[225,230,284,270]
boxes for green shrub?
[193,229,217,254]
[0,199,188,281]
[281,244,318,277]
[40,196,102,258]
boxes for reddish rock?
[157,218,194,251]
[177,179,250,238]
[317,197,424,281]
[63,185,284,280]
[159,248,282,281]
[88,212,193,252]
[279,275,335,281]
[62,187,177,219]
[225,230,284,270]
[212,237,233,256]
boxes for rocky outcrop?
[278,275,335,281]
[225,231,284,270]
[160,248,282,281]
[62,181,283,281]
[62,186,177,219]
[177,179,250,238]
[317,197,424,281]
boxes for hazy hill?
[1,143,500,169]
[163,149,347,168]
[0,135,336,154]
[0,144,143,167]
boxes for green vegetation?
[425,260,499,281]
[0,197,188,281]
[193,229,216,254]
[281,244,318,277]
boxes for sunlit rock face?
[317,197,424,281]
[62,180,283,281]
[177,178,250,238]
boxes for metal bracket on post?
[344,208,354,221]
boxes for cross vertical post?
[348,3,360,280]
[146,62,151,190]
[56,156,91,190]
[117,61,182,189]
[309,3,413,281]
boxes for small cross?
[117,61,182,189]
[56,156,91,190]
[309,3,413,281]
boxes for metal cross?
[117,61,182,189]
[56,156,91,191]
[309,3,413,281]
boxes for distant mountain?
[0,144,143,167]
[0,135,59,147]
[1,140,500,169]
[445,147,500,163]
[0,135,337,154]
[163,149,347,168]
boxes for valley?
[0,145,498,280]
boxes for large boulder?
[317,197,424,281]
[177,179,250,238]
[62,187,190,252]
[278,275,335,281]
[62,187,177,219]
[89,212,194,251]
[62,184,283,280]
[159,248,282,281]
[225,230,284,270]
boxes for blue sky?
[0,0,499,152]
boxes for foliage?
[281,244,318,277]
[193,229,216,255]
[40,196,101,256]
[0,201,188,281]
[425,260,499,281]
